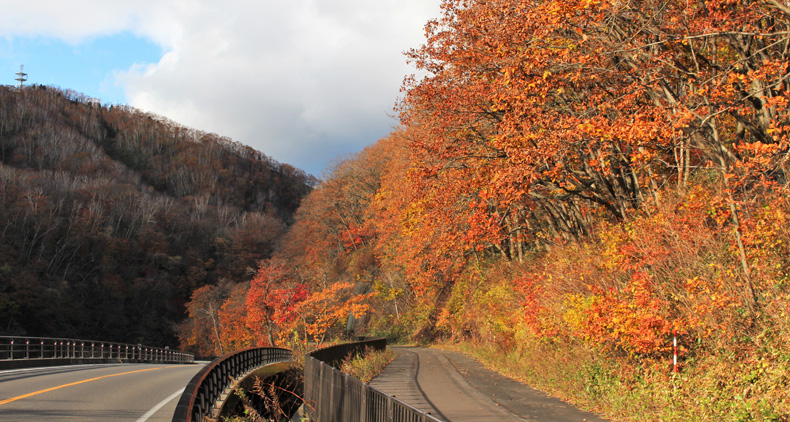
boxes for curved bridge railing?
[172,346,292,422]
[0,336,193,369]
[305,337,443,422]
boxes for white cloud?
[0,0,439,175]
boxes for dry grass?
[446,335,790,422]
[340,347,398,383]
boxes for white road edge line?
[135,387,185,422]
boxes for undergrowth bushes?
[340,347,398,383]
[430,184,790,421]
[452,332,790,421]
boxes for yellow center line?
[0,367,163,406]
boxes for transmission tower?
[15,65,28,89]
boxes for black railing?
[0,336,193,369]
[309,337,387,368]
[305,338,443,422]
[172,346,292,422]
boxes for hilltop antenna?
[15,65,28,89]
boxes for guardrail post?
[9,340,13,360]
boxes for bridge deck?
[369,347,608,422]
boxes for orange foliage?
[214,1,790,376]
[297,282,372,345]
[180,282,233,357]
[218,282,256,351]
[245,258,308,347]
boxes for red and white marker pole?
[673,329,678,373]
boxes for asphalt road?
[369,347,608,422]
[0,363,204,421]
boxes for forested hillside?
[0,85,314,346]
[196,0,790,420]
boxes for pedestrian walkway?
[369,347,608,422]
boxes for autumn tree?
[245,258,308,347]
[380,0,790,338]
[179,280,234,357]
[297,282,371,345]
[218,281,256,351]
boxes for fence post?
[387,394,394,422]
[342,372,349,422]
[360,384,368,422]
[320,362,329,422]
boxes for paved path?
[369,347,608,422]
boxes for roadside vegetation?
[340,347,398,383]
[183,0,790,419]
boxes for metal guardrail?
[172,346,292,422]
[309,337,387,368]
[305,338,443,422]
[0,336,194,368]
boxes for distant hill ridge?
[0,85,314,345]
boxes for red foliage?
[245,259,308,347]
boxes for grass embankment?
[340,347,398,383]
[446,337,790,422]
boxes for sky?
[0,0,441,177]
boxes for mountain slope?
[0,85,314,345]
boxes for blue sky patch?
[1,32,162,105]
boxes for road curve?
[0,363,204,421]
